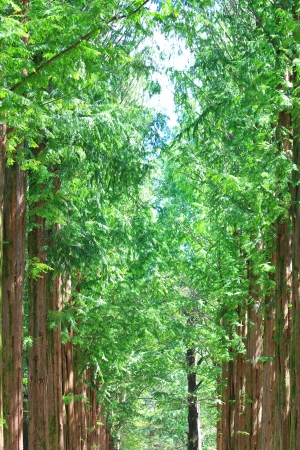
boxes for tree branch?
[10,0,151,92]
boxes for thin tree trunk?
[28,198,49,450]
[216,392,222,450]
[220,357,235,450]
[2,156,26,449]
[47,268,64,449]
[0,122,6,449]
[245,284,263,450]
[233,307,247,449]
[261,271,276,450]
[61,275,77,450]
[274,106,292,449]
[290,21,300,445]
[187,348,200,450]
[47,174,64,449]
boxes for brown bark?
[61,276,77,450]
[2,157,26,449]
[274,218,292,449]
[0,122,6,449]
[62,335,76,450]
[216,397,222,450]
[28,203,49,450]
[47,270,64,450]
[291,70,300,450]
[245,289,263,450]
[261,292,276,450]
[62,342,111,450]
[233,308,247,450]
[220,357,235,450]
[47,174,64,449]
[274,107,292,449]
[187,348,200,450]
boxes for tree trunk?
[187,348,200,450]
[245,288,263,450]
[240,262,263,450]
[47,175,64,449]
[233,310,247,450]
[274,106,292,449]
[261,271,276,450]
[47,269,64,449]
[0,122,6,449]
[220,357,235,450]
[2,157,26,449]
[216,392,222,450]
[28,200,49,450]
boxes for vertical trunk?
[47,270,64,449]
[62,335,76,450]
[261,299,276,450]
[290,19,300,444]
[275,219,292,449]
[47,175,64,449]
[220,358,234,450]
[28,205,49,450]
[0,122,6,448]
[243,263,263,450]
[2,157,26,449]
[216,392,223,450]
[76,373,87,450]
[233,308,247,449]
[245,286,263,450]
[274,108,292,449]
[261,273,276,450]
[291,154,300,449]
[60,279,112,450]
[62,275,76,450]
[187,348,200,450]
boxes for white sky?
[145,32,193,128]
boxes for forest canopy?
[0,1,300,449]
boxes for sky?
[145,32,193,128]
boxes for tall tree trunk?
[216,389,223,450]
[220,357,235,450]
[28,199,49,450]
[47,268,64,449]
[61,276,77,450]
[187,348,200,450]
[291,49,300,449]
[261,290,276,450]
[233,309,247,450]
[245,283,263,450]
[47,175,64,449]
[0,122,6,449]
[2,156,26,449]
[274,105,292,449]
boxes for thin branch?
[10,0,151,92]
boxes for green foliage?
[5,0,298,447]
[27,257,53,280]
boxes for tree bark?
[28,198,49,450]
[187,348,200,450]
[47,269,64,449]
[2,156,26,449]
[261,267,276,450]
[233,309,247,450]
[47,174,64,449]
[0,122,6,449]
[290,18,300,444]
[245,285,263,450]
[274,106,292,449]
